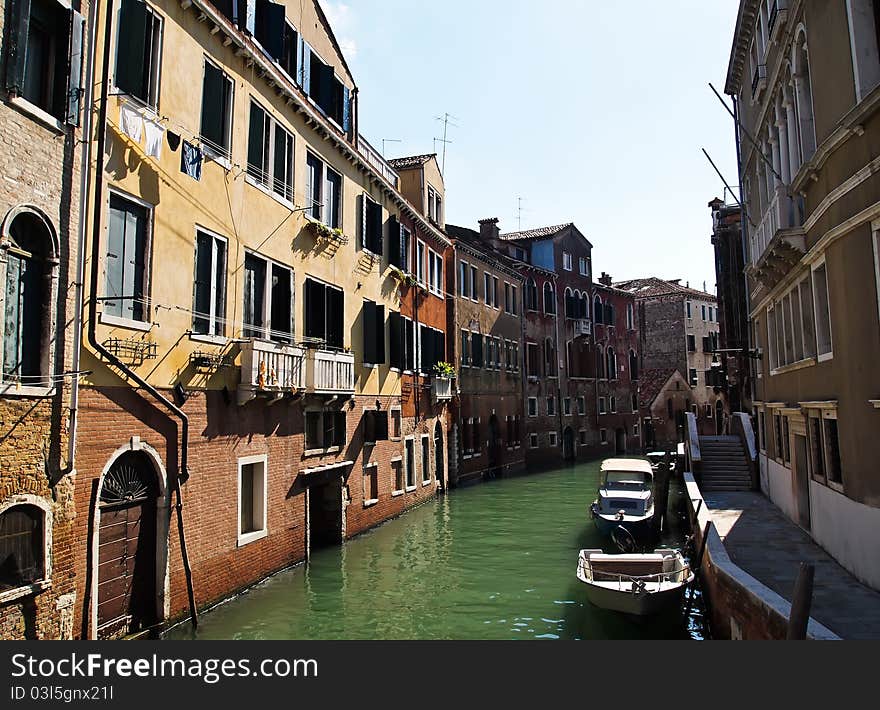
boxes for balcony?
[306,349,356,395]
[239,340,305,405]
[748,187,806,290]
[357,135,399,189]
[752,64,767,100]
[768,0,788,41]
[432,377,454,403]
[574,319,592,337]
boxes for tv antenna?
[382,139,402,158]
[435,112,459,174]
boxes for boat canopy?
[600,459,654,476]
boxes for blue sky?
[320,1,741,292]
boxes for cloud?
[318,0,358,59]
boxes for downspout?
[66,0,99,474]
[89,0,197,631]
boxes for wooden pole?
[787,563,815,640]
[685,522,713,618]
[653,453,672,534]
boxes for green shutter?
[200,62,225,150]
[66,10,85,125]
[375,305,386,364]
[389,313,402,369]
[5,0,31,96]
[115,0,149,101]
[363,301,376,364]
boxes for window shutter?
[243,0,256,34]
[435,330,445,370]
[388,216,400,267]
[304,279,325,341]
[376,413,389,442]
[115,0,149,101]
[217,0,238,24]
[65,10,86,126]
[360,194,368,250]
[363,301,376,364]
[255,0,285,60]
[375,305,386,364]
[247,102,265,179]
[472,334,483,368]
[105,199,127,318]
[193,232,212,335]
[300,41,312,94]
[201,63,225,149]
[326,287,344,349]
[343,86,351,135]
[389,313,402,369]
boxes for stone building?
[71,0,450,639]
[0,0,87,638]
[444,221,525,484]
[638,369,693,451]
[616,277,725,438]
[726,0,880,590]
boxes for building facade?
[71,0,449,639]
[617,278,726,439]
[726,0,880,590]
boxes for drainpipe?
[88,0,197,631]
[66,0,100,475]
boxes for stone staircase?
[699,436,753,492]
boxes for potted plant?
[306,220,348,245]
[433,362,455,379]
[390,266,417,287]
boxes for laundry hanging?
[166,131,181,152]
[119,103,144,143]
[144,119,165,159]
[181,141,203,181]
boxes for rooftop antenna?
[382,139,402,158]
[518,197,524,232]
[435,112,459,174]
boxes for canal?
[167,460,707,640]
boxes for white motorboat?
[576,549,694,616]
[589,459,656,540]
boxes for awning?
[301,461,355,477]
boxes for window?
[758,410,767,452]
[484,273,493,307]
[304,277,343,348]
[629,350,639,381]
[823,416,842,485]
[812,262,833,359]
[690,369,698,388]
[626,304,634,330]
[200,59,234,159]
[302,43,350,130]
[390,409,402,440]
[492,277,500,309]
[238,456,267,546]
[686,301,693,319]
[549,431,558,447]
[0,503,46,592]
[563,252,573,271]
[471,418,481,456]
[579,430,588,446]
[470,332,484,369]
[579,257,589,277]
[2,211,55,387]
[277,20,299,80]
[547,396,556,416]
[192,229,227,337]
[525,279,538,311]
[610,396,617,414]
[528,397,538,417]
[419,325,445,374]
[527,342,539,377]
[104,192,150,323]
[529,433,539,449]
[361,195,383,256]
[393,459,404,494]
[114,0,162,111]
[305,410,346,451]
[427,186,443,224]
[701,305,707,321]
[633,423,640,438]
[594,296,603,324]
[362,300,386,366]
[504,282,519,315]
[428,250,443,296]
[458,261,469,298]
[563,398,572,416]
[363,463,379,505]
[422,436,431,484]
[577,397,586,416]
[405,439,416,489]
[600,429,608,445]
[246,101,294,202]
[243,253,293,343]
[606,348,618,381]
[514,247,528,263]
[416,240,426,284]
[545,339,557,377]
[460,329,471,367]
[599,397,607,415]
[470,266,478,302]
[390,313,416,371]
[688,335,697,352]
[305,153,323,221]
[632,394,638,414]
[544,283,556,314]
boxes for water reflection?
[167,461,707,641]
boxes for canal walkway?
[703,492,880,640]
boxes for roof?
[498,224,573,242]
[387,154,436,170]
[615,277,717,302]
[600,459,654,476]
[445,224,524,278]
[724,0,760,95]
[638,368,681,409]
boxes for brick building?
[445,221,525,484]
[0,0,87,638]
[616,277,726,438]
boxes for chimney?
[599,272,613,287]
[478,217,500,244]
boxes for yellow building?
[74,0,448,638]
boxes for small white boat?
[576,549,694,616]
[590,459,656,540]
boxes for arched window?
[594,295,603,324]
[580,294,590,319]
[626,304,635,330]
[0,503,47,591]
[1,210,57,388]
[629,349,639,381]
[793,28,816,163]
[564,288,575,318]
[525,278,538,311]
[543,282,556,315]
[544,338,557,376]
[596,345,605,379]
[606,348,617,380]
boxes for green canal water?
[167,461,707,640]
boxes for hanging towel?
[119,103,143,143]
[144,119,165,159]
[181,141,203,181]
[166,131,181,152]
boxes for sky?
[319,0,741,292]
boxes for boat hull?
[579,581,689,617]
[590,506,656,542]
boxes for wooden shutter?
[255,0,285,60]
[376,413,389,442]
[299,40,311,92]
[388,216,400,267]
[115,0,149,101]
[66,9,85,126]
[405,319,415,371]
[389,313,402,369]
[434,330,445,370]
[360,194,368,250]
[247,102,265,179]
[363,301,376,364]
[326,287,344,349]
[304,279,325,341]
[420,327,431,373]
[343,86,352,135]
[375,305,386,364]
[472,333,483,368]
[201,63,225,149]
[192,232,212,335]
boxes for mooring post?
[653,452,672,534]
[787,563,816,640]
[685,521,713,618]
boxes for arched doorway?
[615,428,627,456]
[434,422,445,491]
[563,427,575,461]
[97,452,161,639]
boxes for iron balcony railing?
[357,135,399,189]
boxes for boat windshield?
[602,471,651,490]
